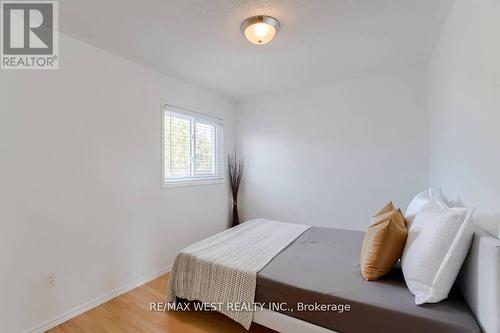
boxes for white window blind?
[163,105,224,185]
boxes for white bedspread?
[167,219,311,329]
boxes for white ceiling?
[60,0,453,101]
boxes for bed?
[255,227,480,333]
[168,220,500,333]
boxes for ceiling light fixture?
[241,15,280,45]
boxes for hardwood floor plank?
[47,274,276,333]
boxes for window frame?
[162,104,224,188]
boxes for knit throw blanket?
[167,219,311,329]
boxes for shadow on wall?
[475,214,500,240]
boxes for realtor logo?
[1,1,58,69]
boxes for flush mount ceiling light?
[241,15,280,45]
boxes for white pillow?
[405,189,447,226]
[401,207,474,305]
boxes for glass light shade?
[241,16,280,45]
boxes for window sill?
[163,178,225,189]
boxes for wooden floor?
[47,274,276,333]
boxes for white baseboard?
[25,265,172,333]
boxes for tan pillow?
[360,202,408,281]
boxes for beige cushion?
[361,202,408,281]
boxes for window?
[163,105,224,186]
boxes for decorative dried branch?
[228,150,244,226]
[228,150,244,200]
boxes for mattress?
[255,227,481,333]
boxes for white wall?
[0,34,235,333]
[236,70,429,231]
[427,0,500,238]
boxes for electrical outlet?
[45,272,57,288]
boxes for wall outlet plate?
[45,272,57,288]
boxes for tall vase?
[231,201,239,227]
